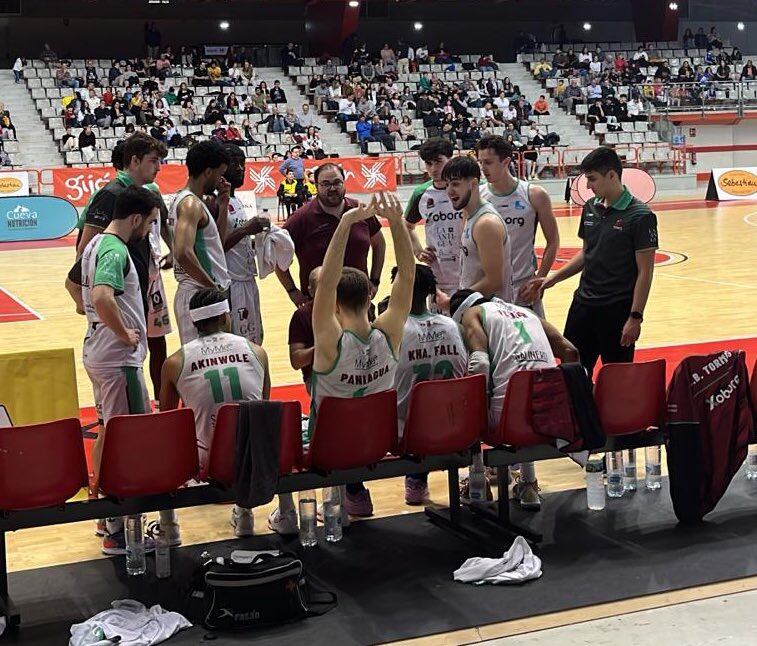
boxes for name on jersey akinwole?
[191,353,250,372]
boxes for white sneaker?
[230,505,254,537]
[146,519,182,547]
[516,480,542,511]
[268,508,299,536]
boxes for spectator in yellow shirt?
[303,170,317,200]
[533,58,553,79]
[277,170,301,216]
[208,60,222,85]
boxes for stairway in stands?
[0,69,64,167]
[255,67,361,157]
[500,62,598,150]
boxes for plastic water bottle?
[586,459,606,510]
[323,487,343,543]
[623,449,637,492]
[155,527,171,579]
[645,445,662,490]
[125,515,146,576]
[298,490,317,547]
[746,446,757,480]
[606,451,624,498]
[469,451,487,502]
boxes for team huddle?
[65,131,657,552]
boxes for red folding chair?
[399,375,486,456]
[750,358,757,412]
[206,401,304,487]
[484,370,550,448]
[0,418,87,511]
[594,359,666,436]
[304,390,397,471]
[96,409,199,498]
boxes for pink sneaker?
[404,477,428,505]
[345,489,373,517]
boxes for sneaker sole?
[101,546,127,556]
[266,520,298,536]
[231,520,254,537]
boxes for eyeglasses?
[318,180,344,189]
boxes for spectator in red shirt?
[533,95,550,115]
[275,163,386,305]
[614,54,628,73]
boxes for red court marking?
[0,287,40,323]
[0,235,77,251]
[537,247,682,270]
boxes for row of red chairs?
[2,357,756,515]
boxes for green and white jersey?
[306,328,398,443]
[81,233,147,369]
[169,188,231,291]
[395,313,467,433]
[404,180,464,293]
[481,300,555,426]
[460,201,514,302]
[143,181,164,277]
[176,332,265,463]
[225,195,258,282]
[481,181,539,286]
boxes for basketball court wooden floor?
[1,188,756,644]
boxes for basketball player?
[80,185,160,553]
[221,143,270,345]
[68,134,173,401]
[159,288,271,538]
[392,264,467,505]
[269,192,414,531]
[476,135,559,317]
[170,140,231,344]
[439,156,513,309]
[450,290,578,509]
[403,138,463,303]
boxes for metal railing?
[648,80,757,116]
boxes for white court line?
[743,211,757,227]
[655,273,757,290]
[0,287,43,321]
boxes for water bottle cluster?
[585,447,662,511]
[299,486,343,547]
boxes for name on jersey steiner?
[190,353,250,371]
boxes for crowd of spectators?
[529,26,752,117]
[38,43,339,160]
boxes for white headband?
[451,291,484,324]
[190,300,230,323]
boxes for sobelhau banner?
[705,167,757,201]
[0,171,30,197]
[0,195,78,242]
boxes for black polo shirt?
[576,186,658,305]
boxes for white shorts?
[147,272,172,338]
[229,278,263,345]
[513,277,545,319]
[173,284,199,345]
[85,364,150,426]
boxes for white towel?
[453,536,542,585]
[255,225,294,279]
[69,599,191,646]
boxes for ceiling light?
[348,0,360,7]
[737,22,745,31]
[414,22,423,30]
[583,22,592,31]
[219,20,230,30]
[668,2,678,10]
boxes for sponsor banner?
[0,196,78,242]
[705,167,757,201]
[52,157,397,206]
[0,171,30,197]
[204,45,229,56]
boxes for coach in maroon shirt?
[275,163,386,305]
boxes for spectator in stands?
[177,82,193,104]
[369,115,395,151]
[208,60,224,86]
[12,56,24,83]
[380,44,397,72]
[251,87,268,114]
[533,95,550,116]
[357,94,376,118]
[355,114,373,152]
[732,47,743,63]
[56,63,79,89]
[211,120,228,143]
[259,106,287,133]
[270,80,287,104]
[226,92,240,115]
[416,44,429,64]
[587,99,606,133]
[80,106,96,128]
[163,86,177,106]
[192,61,210,87]
[314,80,331,112]
[678,60,695,81]
[155,54,171,80]
[108,61,120,85]
[203,99,225,125]
[279,145,305,185]
[715,60,731,81]
[478,54,495,72]
[241,118,261,145]
[150,119,168,144]
[180,99,198,125]
[94,100,112,128]
[400,115,416,141]
[708,26,723,49]
[78,125,97,162]
[533,58,552,79]
[632,46,648,64]
[514,97,531,125]
[741,60,756,81]
[282,42,299,69]
[226,121,244,144]
[682,28,695,51]
[303,170,317,199]
[278,170,302,216]
[337,93,358,123]
[694,28,709,49]
[586,78,603,101]
[294,103,316,133]
[61,127,76,151]
[241,61,256,84]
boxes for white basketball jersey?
[306,328,398,442]
[459,201,514,302]
[225,196,258,282]
[176,332,265,464]
[169,189,231,291]
[82,233,147,369]
[481,300,555,427]
[481,181,539,285]
[395,313,468,433]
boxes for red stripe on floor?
[0,288,39,323]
